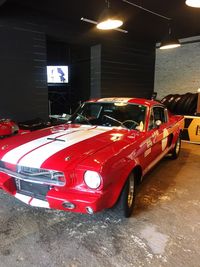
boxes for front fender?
[100,155,141,209]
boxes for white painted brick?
[154,36,200,100]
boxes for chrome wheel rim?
[176,137,181,155]
[127,174,135,208]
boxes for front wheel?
[114,172,136,218]
[169,134,181,159]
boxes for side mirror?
[155,120,162,128]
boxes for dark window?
[70,102,147,130]
[148,106,167,130]
[153,107,166,122]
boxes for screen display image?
[47,66,68,84]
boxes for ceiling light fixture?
[81,17,128,33]
[80,0,127,33]
[96,0,123,30]
[185,0,200,8]
[122,0,181,50]
[159,25,181,49]
[97,19,123,30]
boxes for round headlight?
[84,171,101,189]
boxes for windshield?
[69,102,147,130]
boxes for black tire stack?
[160,93,198,115]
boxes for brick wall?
[154,36,200,100]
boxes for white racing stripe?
[15,193,31,204]
[97,97,132,103]
[19,127,108,168]
[30,198,50,208]
[2,125,111,168]
[2,128,77,164]
[15,193,50,208]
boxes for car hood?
[0,124,140,171]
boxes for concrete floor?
[0,142,200,267]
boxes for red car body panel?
[0,119,19,137]
[0,98,184,214]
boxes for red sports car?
[0,119,19,138]
[0,98,184,217]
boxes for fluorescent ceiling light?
[160,42,181,50]
[97,19,123,30]
[159,26,181,50]
[186,0,200,7]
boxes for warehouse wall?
[47,40,90,114]
[0,3,156,120]
[91,41,155,99]
[0,19,48,122]
[154,36,200,100]
[91,45,101,98]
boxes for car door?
[150,106,171,156]
[138,107,159,171]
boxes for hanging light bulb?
[159,25,181,50]
[185,0,200,8]
[97,19,123,30]
[159,39,181,50]
[96,0,123,30]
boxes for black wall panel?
[47,41,90,114]
[0,20,48,122]
[101,42,155,99]
[91,45,101,99]
[70,45,90,109]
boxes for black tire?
[187,94,198,115]
[169,134,181,159]
[176,94,189,115]
[189,99,197,115]
[183,93,195,114]
[166,95,176,108]
[169,95,181,113]
[161,94,173,106]
[114,172,136,218]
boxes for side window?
[148,106,167,130]
[153,107,166,123]
[148,110,154,130]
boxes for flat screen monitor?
[47,66,68,84]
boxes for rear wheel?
[169,134,181,159]
[114,172,136,218]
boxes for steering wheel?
[122,120,139,130]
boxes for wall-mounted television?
[47,66,68,84]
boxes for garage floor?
[0,142,199,267]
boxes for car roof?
[87,97,162,108]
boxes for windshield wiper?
[76,113,92,125]
[103,115,128,129]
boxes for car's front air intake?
[0,161,65,186]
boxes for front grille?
[17,165,55,180]
[15,178,49,200]
[0,160,66,186]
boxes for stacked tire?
[160,93,198,115]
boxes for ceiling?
[2,0,200,44]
